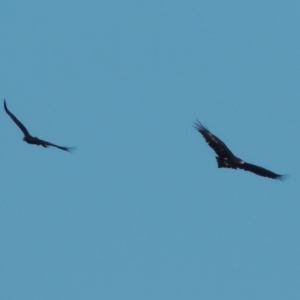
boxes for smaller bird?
[4,99,76,152]
[194,120,286,181]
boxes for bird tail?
[216,157,229,168]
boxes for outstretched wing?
[194,120,234,158]
[4,99,31,136]
[238,162,286,181]
[37,138,76,152]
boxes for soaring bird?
[4,99,76,152]
[194,120,286,181]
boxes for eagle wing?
[194,120,234,158]
[36,138,76,152]
[238,162,286,181]
[4,99,31,137]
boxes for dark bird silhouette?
[194,120,286,181]
[4,99,76,152]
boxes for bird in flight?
[194,120,286,181]
[4,99,76,152]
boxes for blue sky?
[0,1,299,299]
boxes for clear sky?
[0,1,299,299]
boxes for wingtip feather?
[276,174,288,181]
[193,119,207,132]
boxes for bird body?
[194,120,286,181]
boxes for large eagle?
[194,120,286,181]
[4,99,76,152]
